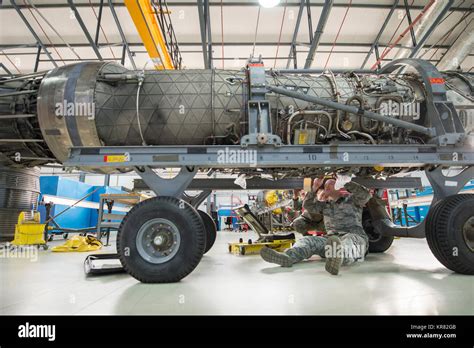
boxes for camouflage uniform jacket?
[302,181,371,236]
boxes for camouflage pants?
[285,232,368,266]
[291,212,325,236]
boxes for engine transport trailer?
[0,57,473,282]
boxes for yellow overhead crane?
[124,0,177,70]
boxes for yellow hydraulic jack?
[229,237,294,256]
[11,211,49,250]
[229,204,295,256]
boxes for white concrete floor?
[0,231,473,315]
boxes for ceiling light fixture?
[258,0,280,8]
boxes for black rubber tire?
[117,196,206,283]
[368,234,395,253]
[197,210,217,254]
[424,199,445,266]
[425,194,474,275]
[362,209,394,253]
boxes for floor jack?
[229,204,295,255]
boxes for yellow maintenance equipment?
[11,211,48,249]
[264,190,285,215]
[231,204,295,255]
[228,238,294,256]
[125,0,175,70]
[303,177,312,192]
[51,235,103,253]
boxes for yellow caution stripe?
[104,154,128,163]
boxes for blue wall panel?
[38,176,126,232]
[393,180,473,226]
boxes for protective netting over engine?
[94,63,245,146]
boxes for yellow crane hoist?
[125,0,175,70]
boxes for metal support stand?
[374,166,474,238]
[241,58,282,146]
[380,59,466,146]
[426,166,474,205]
[44,203,52,243]
[182,190,212,208]
[135,166,197,197]
[104,200,114,246]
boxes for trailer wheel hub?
[136,218,181,264]
[153,235,164,246]
[463,216,474,252]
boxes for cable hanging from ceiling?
[423,3,472,62]
[88,0,116,60]
[323,0,353,70]
[25,0,81,61]
[0,51,22,74]
[370,0,415,71]
[252,6,261,58]
[220,0,224,69]
[370,0,436,70]
[274,0,288,68]
[22,0,65,65]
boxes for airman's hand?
[312,177,324,193]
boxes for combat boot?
[260,247,294,267]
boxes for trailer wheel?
[362,209,394,253]
[117,196,206,283]
[197,210,217,254]
[368,233,394,253]
[425,194,474,275]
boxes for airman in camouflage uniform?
[291,190,326,235]
[284,190,303,222]
[260,178,371,275]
